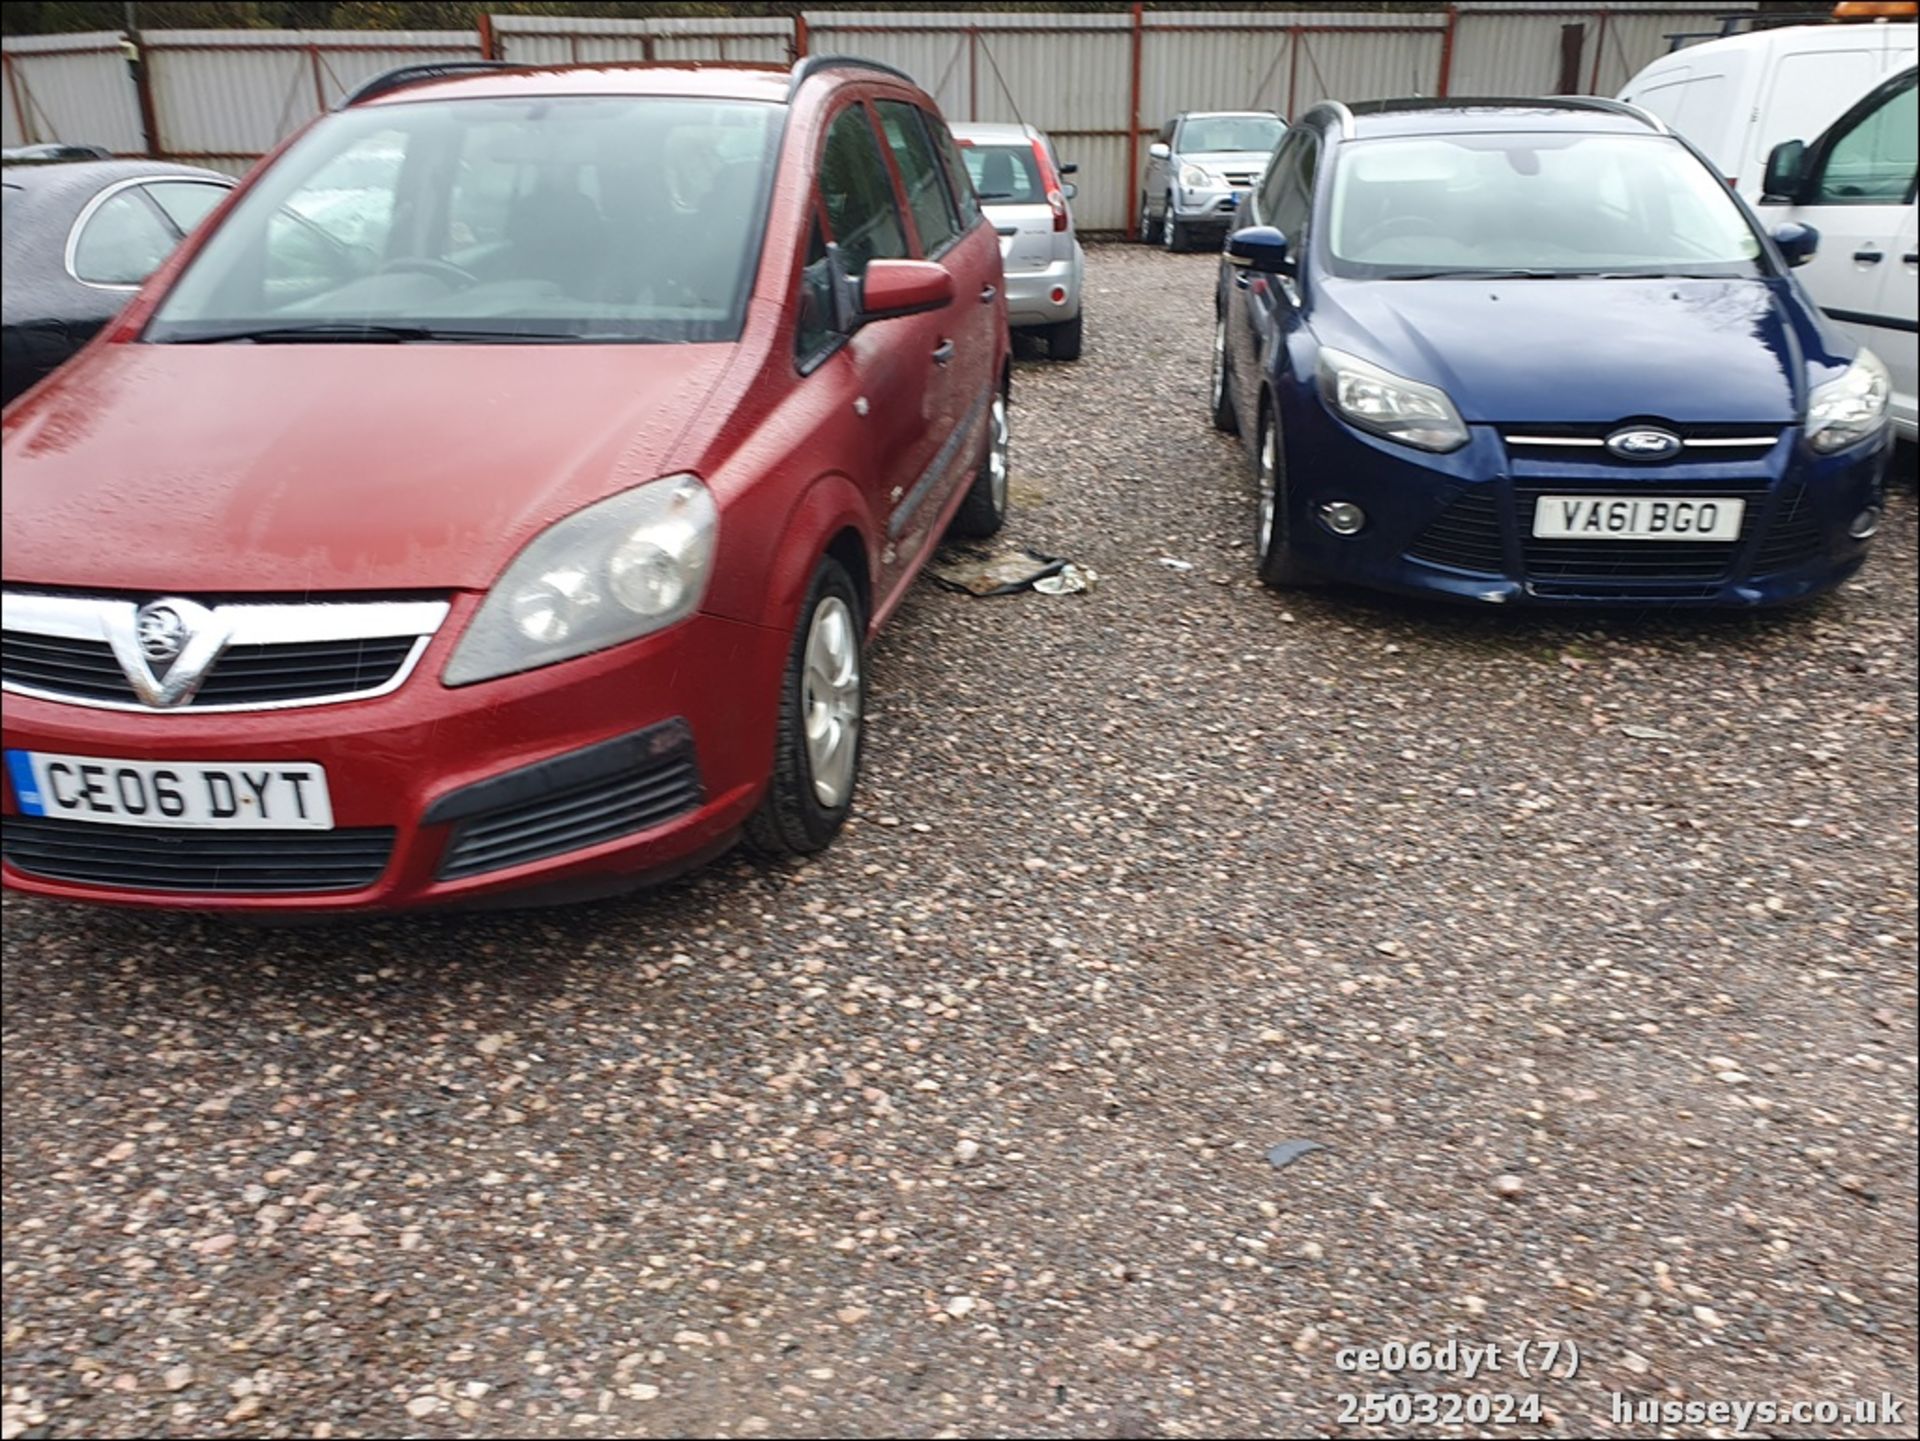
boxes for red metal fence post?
[130,30,162,156]
[1287,27,1300,120]
[1126,2,1143,238]
[793,13,809,63]
[477,12,496,61]
[2,52,32,146]
[1437,4,1459,97]
[968,27,978,120]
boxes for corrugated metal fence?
[4,4,1753,225]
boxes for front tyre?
[745,558,865,857]
[1163,199,1189,252]
[1208,311,1237,433]
[948,386,1011,538]
[1139,194,1163,245]
[1255,407,1315,588]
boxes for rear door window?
[142,179,230,234]
[875,99,963,256]
[924,111,982,226]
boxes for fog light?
[1319,501,1366,536]
[1049,286,1068,305]
[1849,505,1881,539]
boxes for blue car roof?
[1342,98,1661,140]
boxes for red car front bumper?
[0,602,788,912]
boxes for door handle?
[979,284,997,303]
[1852,249,1885,264]
[1234,272,1251,289]
[932,339,956,367]
[1904,252,1918,266]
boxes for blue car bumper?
[1271,386,1890,607]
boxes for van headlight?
[1179,163,1213,189]
[1318,347,1469,453]
[444,475,717,686]
[1806,348,1890,453]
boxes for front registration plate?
[5,750,333,830]
[1532,495,1744,542]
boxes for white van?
[1756,66,1918,441]
[1619,19,1916,202]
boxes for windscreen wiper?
[1384,268,1564,280]
[165,322,438,344]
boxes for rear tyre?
[948,385,1011,538]
[1046,311,1083,362]
[745,558,865,858]
[1255,406,1316,589]
[1139,194,1163,245]
[1208,311,1237,433]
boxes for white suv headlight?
[444,475,717,686]
[1806,348,1891,454]
[1179,163,1213,189]
[1317,347,1469,453]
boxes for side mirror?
[1770,220,1819,267]
[860,258,955,321]
[1762,139,1806,202]
[1227,225,1290,274]
[1063,181,1078,201]
[1148,142,1171,161]
[1058,162,1078,176]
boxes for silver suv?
[950,121,1085,360]
[1139,111,1287,251]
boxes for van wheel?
[1209,310,1237,433]
[745,558,864,857]
[1256,407,1316,588]
[948,387,1010,538]
[1046,311,1083,361]
[1138,194,1163,245]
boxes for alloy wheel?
[987,393,1010,513]
[1210,315,1227,412]
[1258,421,1279,558]
[802,596,861,808]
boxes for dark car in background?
[1210,96,1893,607]
[1,158,232,404]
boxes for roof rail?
[1344,95,1667,132]
[1311,99,1357,139]
[788,54,918,99]
[338,60,520,109]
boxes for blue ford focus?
[1211,97,1894,606]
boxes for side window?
[1256,131,1304,223]
[1814,77,1919,204]
[818,103,908,277]
[142,180,230,234]
[924,109,981,228]
[70,188,180,286]
[1160,119,1177,146]
[1269,135,1319,243]
[795,214,836,365]
[875,99,962,256]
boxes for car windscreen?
[146,95,783,344]
[1325,131,1765,279]
[961,143,1043,204]
[1179,116,1284,155]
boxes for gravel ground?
[3,242,1916,1440]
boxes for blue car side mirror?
[1770,221,1819,268]
[1228,225,1290,274]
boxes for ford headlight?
[1806,348,1890,454]
[1179,163,1213,189]
[444,475,717,686]
[1318,347,1468,453]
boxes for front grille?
[1751,484,1826,574]
[1516,483,1768,590]
[1220,170,1260,187]
[0,633,418,708]
[1503,423,1782,464]
[1406,488,1505,574]
[437,754,703,881]
[1,816,394,894]
[0,632,131,703]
